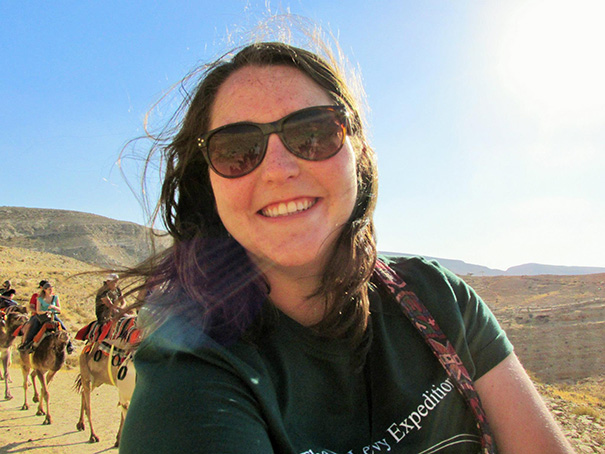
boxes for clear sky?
[2,0,604,271]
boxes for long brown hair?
[129,41,378,346]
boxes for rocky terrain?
[537,379,604,453]
[0,206,171,268]
[464,273,605,383]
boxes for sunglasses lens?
[283,108,346,160]
[207,124,264,177]
[203,106,348,178]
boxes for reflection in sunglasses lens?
[206,107,346,177]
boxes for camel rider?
[95,274,125,324]
[0,289,17,309]
[19,282,74,354]
[0,280,17,309]
[1,280,12,296]
[18,280,48,346]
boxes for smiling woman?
[116,19,575,454]
[497,0,605,118]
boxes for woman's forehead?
[209,65,332,128]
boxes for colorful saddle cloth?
[76,316,141,346]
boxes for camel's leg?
[35,370,46,416]
[4,350,13,382]
[35,370,48,419]
[3,352,12,400]
[31,370,39,403]
[20,355,31,410]
[77,351,101,443]
[81,378,100,442]
[77,391,86,431]
[46,369,57,385]
[42,370,58,425]
[6,349,12,379]
[115,399,130,447]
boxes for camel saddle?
[76,316,141,346]
[32,317,63,349]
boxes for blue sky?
[2,1,604,270]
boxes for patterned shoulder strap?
[374,260,496,454]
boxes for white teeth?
[262,199,315,218]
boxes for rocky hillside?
[0,206,171,268]
[464,273,605,383]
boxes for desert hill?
[0,206,171,268]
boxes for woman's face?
[208,65,358,276]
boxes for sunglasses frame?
[197,105,349,178]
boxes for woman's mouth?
[261,198,317,218]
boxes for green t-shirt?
[120,256,513,454]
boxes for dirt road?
[0,365,123,453]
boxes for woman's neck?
[263,267,326,327]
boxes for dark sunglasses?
[197,105,350,178]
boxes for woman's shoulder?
[378,254,460,287]
[377,254,477,314]
[142,315,213,354]
[137,312,259,369]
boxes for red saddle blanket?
[76,316,141,345]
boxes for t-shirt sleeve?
[385,256,514,380]
[120,331,274,454]
[443,266,514,379]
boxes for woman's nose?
[259,134,301,182]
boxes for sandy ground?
[0,365,123,453]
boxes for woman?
[19,282,74,354]
[119,41,573,453]
[16,280,48,343]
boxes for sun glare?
[498,0,605,120]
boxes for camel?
[19,317,70,424]
[0,305,29,399]
[75,316,139,447]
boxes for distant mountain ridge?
[0,206,171,268]
[381,252,605,276]
[1,207,602,275]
